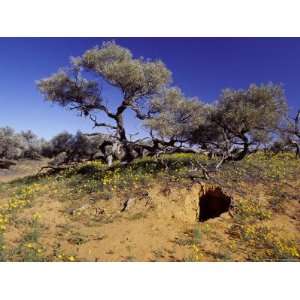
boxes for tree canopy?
[191,83,288,163]
[37,41,295,168]
[37,41,171,143]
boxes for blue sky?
[0,38,300,140]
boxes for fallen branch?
[37,165,68,175]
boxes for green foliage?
[244,151,298,180]
[268,184,290,212]
[0,232,6,261]
[9,213,45,262]
[145,87,209,141]
[233,199,272,224]
[192,227,202,243]
[79,41,171,97]
[191,83,288,159]
[229,224,299,261]
[55,154,209,199]
[216,83,287,137]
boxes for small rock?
[121,198,136,212]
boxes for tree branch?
[89,115,117,130]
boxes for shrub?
[0,127,44,160]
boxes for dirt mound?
[116,183,231,224]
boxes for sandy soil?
[1,160,299,262]
[0,159,48,182]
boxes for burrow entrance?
[199,187,232,222]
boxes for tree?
[47,131,73,157]
[36,41,290,170]
[20,130,43,159]
[191,83,288,166]
[0,127,45,162]
[278,109,300,157]
[144,87,209,153]
[37,41,171,163]
[42,130,127,166]
[0,127,21,159]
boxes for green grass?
[2,151,298,201]
[228,223,299,261]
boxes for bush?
[43,131,106,161]
[0,127,44,160]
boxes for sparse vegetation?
[0,41,299,262]
[0,151,299,262]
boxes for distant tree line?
[0,127,44,160]
[0,128,127,165]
